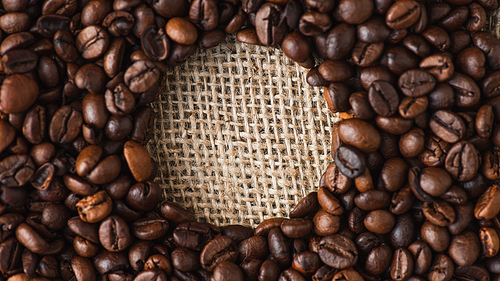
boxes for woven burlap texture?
[148,9,500,227]
[148,34,338,228]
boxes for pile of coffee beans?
[1,0,500,280]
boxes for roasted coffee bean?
[124,60,160,94]
[337,0,373,24]
[389,212,415,248]
[421,221,450,252]
[408,242,432,275]
[314,23,356,60]
[354,190,390,211]
[368,80,399,117]
[423,200,455,226]
[199,236,237,271]
[365,243,392,275]
[390,185,415,215]
[324,82,351,113]
[132,217,169,240]
[98,215,132,252]
[398,69,436,97]
[384,46,420,76]
[444,141,480,182]
[318,235,358,269]
[49,105,83,144]
[335,145,367,179]
[429,110,465,143]
[386,0,421,30]
[428,254,454,281]
[290,192,319,218]
[338,119,381,153]
[255,3,286,46]
[376,115,413,135]
[475,185,500,220]
[448,231,480,266]
[390,248,413,281]
[403,34,431,58]
[76,190,113,223]
[480,227,500,258]
[76,25,109,60]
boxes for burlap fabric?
[149,10,500,228]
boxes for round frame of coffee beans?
[0,0,499,280]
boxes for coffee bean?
[338,119,381,153]
[390,248,413,281]
[421,221,450,252]
[429,110,465,143]
[449,231,480,266]
[386,0,421,29]
[428,254,454,281]
[98,215,132,252]
[365,244,392,275]
[318,235,358,269]
[444,141,480,182]
[368,80,399,117]
[76,190,112,223]
[314,23,356,60]
[290,192,319,218]
[423,200,456,226]
[335,145,367,179]
[398,69,436,97]
[475,185,500,220]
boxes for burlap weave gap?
[148,35,339,227]
[149,10,500,228]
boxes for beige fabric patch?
[148,35,339,227]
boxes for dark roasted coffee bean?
[199,236,237,271]
[390,248,413,281]
[398,69,436,97]
[254,3,286,46]
[444,141,480,182]
[318,235,358,269]
[384,46,420,76]
[98,215,132,252]
[403,34,431,57]
[365,243,392,275]
[475,185,500,220]
[338,119,381,153]
[386,0,421,29]
[290,192,319,218]
[422,25,450,51]
[349,91,376,120]
[319,61,354,82]
[421,221,450,252]
[352,42,384,68]
[324,82,351,113]
[465,3,486,32]
[389,212,415,248]
[368,80,399,117]
[423,200,455,226]
[390,185,415,215]
[429,110,465,143]
[408,241,432,275]
[335,145,366,179]
[448,231,480,266]
[132,217,169,240]
[314,23,356,60]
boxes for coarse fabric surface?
[149,10,500,227]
